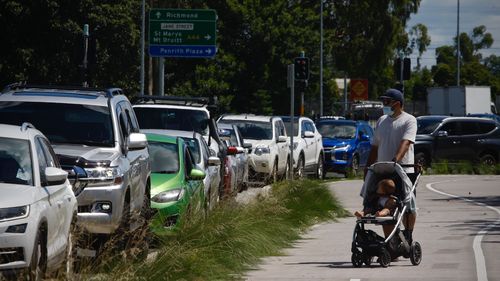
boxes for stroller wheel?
[363,255,373,266]
[351,253,363,268]
[379,247,391,267]
[410,241,422,265]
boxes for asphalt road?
[244,175,500,281]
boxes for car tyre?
[26,229,46,281]
[480,153,497,166]
[415,152,429,170]
[296,155,305,179]
[316,155,325,180]
[270,161,278,184]
[347,155,359,178]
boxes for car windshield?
[317,123,356,139]
[283,120,299,136]
[0,102,114,147]
[0,137,33,186]
[149,141,179,174]
[180,137,201,164]
[218,128,239,146]
[134,107,209,136]
[220,120,273,140]
[417,118,444,134]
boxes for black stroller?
[351,162,422,267]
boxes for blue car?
[316,119,374,176]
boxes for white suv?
[0,123,77,280]
[218,115,290,184]
[281,116,325,179]
[0,84,151,253]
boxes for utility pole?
[82,24,89,88]
[457,0,461,86]
[320,0,324,117]
[140,0,145,95]
[287,64,295,181]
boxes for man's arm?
[393,139,412,162]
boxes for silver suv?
[0,84,151,239]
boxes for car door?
[117,101,144,218]
[35,136,68,258]
[275,120,288,171]
[433,120,477,161]
[302,120,317,166]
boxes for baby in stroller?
[354,178,397,219]
[351,162,422,268]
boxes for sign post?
[149,9,217,58]
[287,64,295,181]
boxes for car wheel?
[480,153,497,166]
[26,229,46,281]
[270,161,278,184]
[348,155,359,177]
[316,155,325,180]
[59,215,77,279]
[296,155,305,179]
[415,152,429,169]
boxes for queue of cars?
[1,82,499,279]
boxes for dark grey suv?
[415,116,500,167]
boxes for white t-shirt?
[373,111,417,168]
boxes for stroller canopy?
[360,162,415,207]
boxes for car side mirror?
[436,130,448,137]
[189,168,206,180]
[303,131,315,138]
[45,167,68,186]
[277,135,288,143]
[128,133,148,150]
[208,156,221,166]
[360,134,370,141]
[243,142,252,149]
[227,146,238,155]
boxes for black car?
[415,116,500,167]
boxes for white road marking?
[426,180,500,281]
[349,279,361,281]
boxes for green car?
[146,133,206,230]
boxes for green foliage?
[428,160,500,175]
[80,180,346,281]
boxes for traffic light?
[294,57,310,81]
[394,58,411,81]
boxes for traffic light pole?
[287,64,295,181]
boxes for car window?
[477,122,496,134]
[284,119,299,136]
[35,138,48,184]
[218,128,239,147]
[460,122,478,135]
[0,137,33,186]
[220,120,273,140]
[417,118,444,135]
[39,137,60,168]
[134,107,209,136]
[440,121,460,136]
[277,120,286,136]
[305,121,315,133]
[181,137,201,164]
[148,141,179,174]
[122,102,140,133]
[200,137,210,166]
[317,123,356,139]
[184,147,194,177]
[0,101,114,147]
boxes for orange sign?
[350,79,368,101]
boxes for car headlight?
[0,206,29,222]
[254,146,270,155]
[334,144,350,151]
[152,188,185,203]
[81,167,123,187]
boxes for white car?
[281,116,325,179]
[218,115,290,184]
[0,123,77,280]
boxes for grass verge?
[87,179,346,281]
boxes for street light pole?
[456,0,460,86]
[320,0,324,116]
[82,24,89,88]
[140,0,145,95]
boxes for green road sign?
[149,9,217,58]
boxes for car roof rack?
[2,82,122,98]
[21,122,36,132]
[131,95,211,107]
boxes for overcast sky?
[406,0,500,69]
